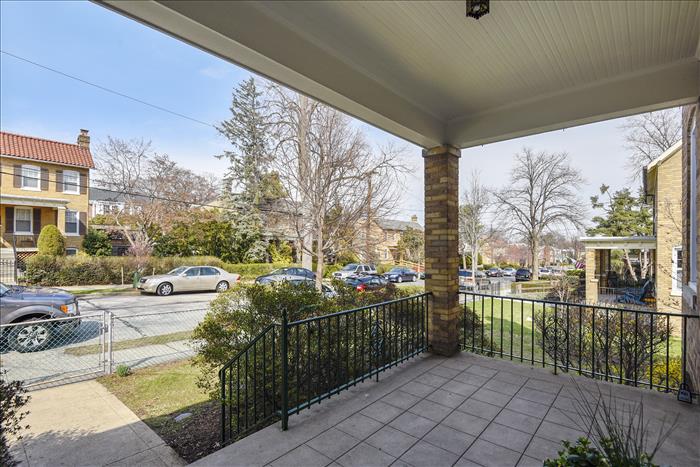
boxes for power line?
[0,50,216,129]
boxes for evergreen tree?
[216,78,272,262]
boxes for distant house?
[372,216,423,263]
[0,130,94,256]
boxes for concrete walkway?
[9,380,185,467]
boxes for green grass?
[65,330,192,356]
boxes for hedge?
[22,255,296,286]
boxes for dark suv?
[515,268,532,282]
[0,282,80,352]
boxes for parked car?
[288,278,337,298]
[539,267,552,276]
[458,269,488,289]
[382,267,418,283]
[502,267,516,277]
[343,275,388,291]
[0,282,80,352]
[332,263,377,279]
[138,266,240,296]
[255,267,315,284]
[486,267,503,277]
[515,268,532,282]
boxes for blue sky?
[1,1,638,228]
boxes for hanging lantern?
[466,0,489,20]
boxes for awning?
[1,194,69,209]
[580,236,657,250]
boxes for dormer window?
[21,165,40,190]
[63,170,80,194]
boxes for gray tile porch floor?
[193,353,700,467]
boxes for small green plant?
[544,438,609,467]
[116,365,132,377]
[37,225,66,256]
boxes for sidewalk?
[10,380,186,467]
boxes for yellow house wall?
[653,148,682,312]
[0,156,90,250]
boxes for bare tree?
[492,148,585,280]
[458,171,494,281]
[268,87,405,287]
[621,108,681,181]
[94,137,219,253]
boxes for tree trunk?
[532,237,540,280]
[315,217,324,291]
[301,231,313,270]
[462,252,467,270]
[471,245,479,289]
[623,249,638,281]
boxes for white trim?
[671,245,682,296]
[1,194,70,208]
[62,170,80,194]
[645,141,682,171]
[14,206,33,234]
[20,164,40,191]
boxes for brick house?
[0,130,94,255]
[681,101,699,392]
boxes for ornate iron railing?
[220,293,430,444]
[460,291,697,396]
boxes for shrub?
[0,370,30,467]
[115,365,131,377]
[37,225,65,256]
[267,242,293,263]
[566,269,585,278]
[544,438,609,467]
[82,228,112,256]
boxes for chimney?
[77,129,90,148]
[411,215,418,223]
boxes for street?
[78,291,218,317]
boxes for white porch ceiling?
[101,0,700,148]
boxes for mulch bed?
[150,400,221,463]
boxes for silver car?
[138,266,240,296]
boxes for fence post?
[280,308,289,431]
[107,311,114,374]
[101,311,107,374]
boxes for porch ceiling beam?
[447,60,700,149]
[98,0,445,148]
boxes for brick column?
[57,207,66,235]
[424,145,460,356]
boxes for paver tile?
[457,398,501,421]
[269,445,332,467]
[381,390,421,410]
[544,407,588,431]
[493,409,541,434]
[441,411,490,436]
[483,379,521,396]
[426,388,467,408]
[399,440,459,467]
[336,442,395,467]
[429,366,461,379]
[454,372,490,387]
[389,412,438,438]
[505,397,550,419]
[413,372,449,388]
[524,378,562,395]
[442,380,480,397]
[335,413,384,439]
[517,455,544,467]
[401,381,435,398]
[306,428,360,459]
[535,421,587,444]
[480,422,532,452]
[360,401,404,424]
[423,424,475,455]
[462,439,521,467]
[365,426,418,458]
[408,399,452,422]
[524,436,562,462]
[464,365,498,378]
[516,387,557,405]
[471,388,512,407]
[492,371,528,386]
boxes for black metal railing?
[460,291,697,396]
[219,293,430,444]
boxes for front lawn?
[98,359,219,463]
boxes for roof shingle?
[0,131,94,168]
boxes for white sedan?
[137,266,240,296]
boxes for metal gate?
[0,308,205,389]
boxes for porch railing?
[460,291,697,396]
[219,293,430,444]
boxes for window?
[65,210,78,235]
[63,170,80,194]
[201,267,219,276]
[184,268,200,277]
[21,165,40,190]
[672,247,682,296]
[15,207,32,233]
[66,248,78,256]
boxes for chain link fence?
[0,309,207,389]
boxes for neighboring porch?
[580,236,657,307]
[195,352,699,467]
[1,194,73,249]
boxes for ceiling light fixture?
[466,0,489,20]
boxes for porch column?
[424,144,460,356]
[585,248,598,304]
[57,207,66,235]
